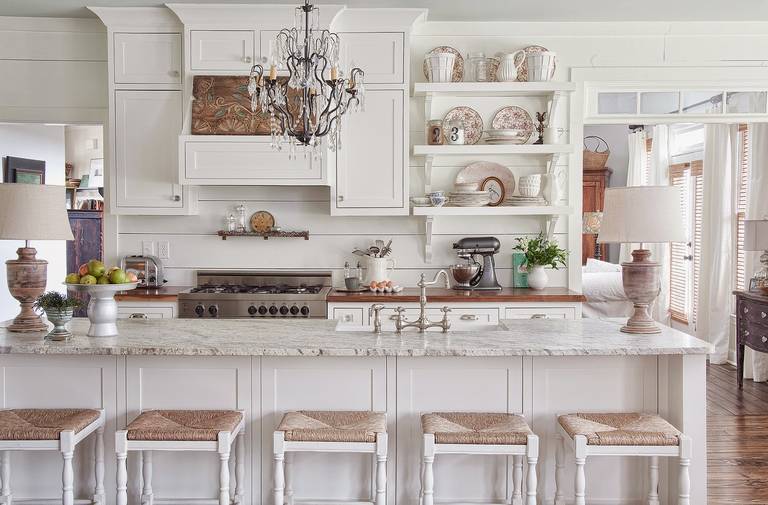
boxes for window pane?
[640,92,679,114]
[726,91,767,113]
[597,92,637,114]
[682,91,723,114]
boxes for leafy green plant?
[33,292,81,312]
[513,233,568,269]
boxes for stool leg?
[94,424,105,505]
[273,432,286,505]
[116,431,128,505]
[1,451,11,505]
[647,456,659,505]
[235,429,245,505]
[284,452,294,505]
[218,432,231,505]
[554,434,565,505]
[375,432,387,505]
[141,451,154,505]
[525,435,538,505]
[422,434,435,505]
[574,435,587,505]
[61,431,75,505]
[511,456,522,505]
[418,442,424,505]
[678,435,692,505]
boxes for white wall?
[584,124,630,187]
[0,124,67,322]
[65,125,103,180]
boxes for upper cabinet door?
[334,89,405,212]
[113,33,181,84]
[114,90,183,210]
[339,33,404,84]
[190,30,256,72]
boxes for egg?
[369,281,378,290]
[385,280,393,288]
[377,281,388,289]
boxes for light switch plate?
[142,240,154,256]
[158,241,170,260]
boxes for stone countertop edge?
[0,318,714,357]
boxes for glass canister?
[445,120,465,145]
[466,52,489,82]
[426,120,443,145]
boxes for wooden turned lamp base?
[620,249,661,335]
[6,246,48,333]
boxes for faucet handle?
[368,303,385,317]
[440,306,452,314]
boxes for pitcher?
[365,256,396,284]
[495,50,526,82]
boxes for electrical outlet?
[142,240,154,256]
[158,241,170,260]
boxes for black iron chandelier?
[248,0,365,158]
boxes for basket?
[583,135,610,170]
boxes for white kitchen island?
[0,318,711,505]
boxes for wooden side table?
[735,290,768,388]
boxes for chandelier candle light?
[247,0,365,158]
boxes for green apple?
[80,274,97,285]
[109,268,128,284]
[65,273,80,284]
[97,276,110,284]
[87,259,106,278]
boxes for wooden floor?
[708,363,768,504]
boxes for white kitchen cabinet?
[339,32,404,84]
[113,33,181,85]
[504,306,577,319]
[190,30,256,72]
[332,307,366,326]
[117,301,177,319]
[114,90,192,214]
[332,89,406,215]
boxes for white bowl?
[518,175,542,198]
[65,282,138,337]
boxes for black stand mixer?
[451,237,502,291]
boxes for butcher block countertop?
[114,286,190,301]
[327,287,586,303]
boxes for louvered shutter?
[669,163,691,323]
[691,160,704,325]
[736,125,750,290]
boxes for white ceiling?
[4,0,768,22]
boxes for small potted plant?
[33,292,81,341]
[513,233,568,290]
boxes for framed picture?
[512,252,528,288]
[3,156,45,184]
[87,158,104,188]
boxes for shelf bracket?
[424,216,435,264]
[543,215,559,239]
[546,153,562,174]
[546,91,564,127]
[424,155,434,193]
[424,92,434,122]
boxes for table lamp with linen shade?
[744,219,768,294]
[0,183,74,332]
[598,186,686,334]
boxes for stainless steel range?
[178,271,332,319]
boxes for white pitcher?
[365,256,396,284]
[495,50,526,82]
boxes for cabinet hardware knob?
[342,314,353,322]
[746,331,750,336]
[745,307,749,313]
[762,312,766,318]
[531,313,550,319]
[337,195,344,202]
[128,313,148,319]
[172,195,181,202]
[762,336,767,343]
[460,314,479,321]
[170,70,180,77]
[243,56,252,64]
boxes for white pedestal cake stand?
[65,282,138,337]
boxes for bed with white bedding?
[582,259,633,318]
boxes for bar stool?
[273,410,387,505]
[420,412,539,505]
[554,412,691,505]
[0,408,105,505]
[115,409,245,505]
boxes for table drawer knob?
[762,312,767,319]
[746,331,750,337]
[128,313,148,319]
[762,336,767,344]
[460,314,479,321]
[744,307,749,313]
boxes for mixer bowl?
[449,263,480,287]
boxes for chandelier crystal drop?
[247,0,365,159]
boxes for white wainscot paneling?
[396,357,524,505]
[0,356,117,503]
[261,357,393,504]
[531,355,658,504]
[125,356,254,504]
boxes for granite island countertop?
[0,318,713,357]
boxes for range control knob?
[279,305,289,316]
[269,305,278,316]
[208,305,218,317]
[300,305,310,317]
[258,305,268,315]
[194,304,205,317]
[248,305,258,316]
[290,305,300,316]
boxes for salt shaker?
[226,213,236,232]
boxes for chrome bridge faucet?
[394,270,451,333]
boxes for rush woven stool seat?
[420,412,539,505]
[273,410,387,505]
[0,408,105,505]
[115,409,245,505]
[554,412,692,505]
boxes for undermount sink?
[335,322,508,332]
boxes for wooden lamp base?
[6,247,48,333]
[620,249,661,335]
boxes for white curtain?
[648,125,672,325]
[620,130,649,263]
[698,124,739,364]
[747,124,768,380]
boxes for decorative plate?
[481,176,506,206]
[250,211,275,233]
[491,106,534,143]
[442,106,483,145]
[422,46,464,82]
[455,161,515,197]
[514,45,556,82]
